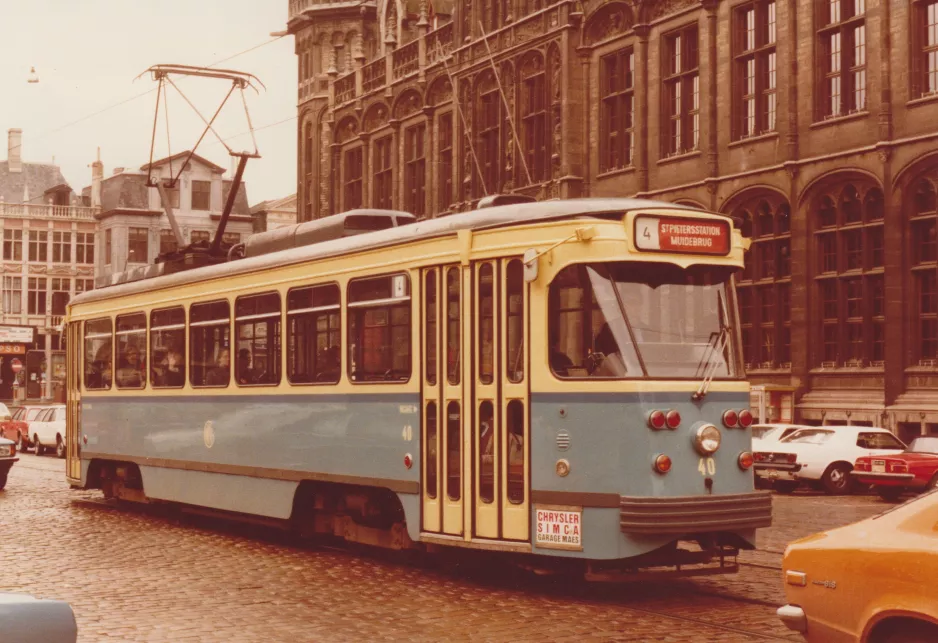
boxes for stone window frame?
[599,46,635,173]
[404,122,427,217]
[661,21,700,157]
[343,144,365,212]
[815,0,867,120]
[812,180,885,368]
[910,175,938,365]
[373,135,394,210]
[733,0,778,139]
[436,110,455,213]
[520,52,549,184]
[912,0,938,98]
[734,195,792,370]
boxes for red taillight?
[9,444,15,457]
[786,453,797,464]
[738,410,754,428]
[648,410,667,430]
[666,410,681,429]
[722,410,739,428]
[889,462,908,473]
[653,454,672,474]
[738,452,754,470]
[753,452,766,462]
[403,453,413,469]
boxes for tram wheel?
[822,463,854,495]
[773,481,798,494]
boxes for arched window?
[520,53,548,184]
[814,181,885,367]
[911,177,938,364]
[733,195,791,369]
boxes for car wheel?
[774,481,799,494]
[822,463,854,495]
[15,432,25,452]
[928,474,938,491]
[0,471,6,490]
[876,487,904,503]
[881,621,938,643]
[33,436,43,456]
[55,437,65,459]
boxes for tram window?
[506,260,525,383]
[446,268,460,385]
[83,317,112,390]
[424,271,437,386]
[426,401,438,499]
[479,400,495,504]
[347,274,411,382]
[287,284,340,385]
[478,264,495,385]
[446,401,461,501]
[150,307,185,389]
[507,400,525,505]
[235,292,282,387]
[190,300,231,388]
[116,313,147,389]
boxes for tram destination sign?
[634,215,731,256]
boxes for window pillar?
[634,24,650,192]
[882,152,902,407]
[704,0,719,179]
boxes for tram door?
[420,260,530,542]
[65,321,82,481]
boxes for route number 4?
[698,457,716,476]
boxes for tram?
[63,197,771,577]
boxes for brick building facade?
[287,0,938,440]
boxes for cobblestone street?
[1,454,887,642]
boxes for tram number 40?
[697,457,717,476]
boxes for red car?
[853,436,938,502]
[0,405,28,451]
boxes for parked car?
[852,436,938,502]
[768,426,906,495]
[20,405,49,452]
[30,405,66,458]
[0,436,17,490]
[0,593,77,642]
[0,405,27,450]
[778,488,938,642]
[752,424,811,490]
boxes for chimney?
[91,147,104,208]
[8,129,22,173]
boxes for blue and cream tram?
[64,198,771,575]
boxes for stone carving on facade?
[426,76,453,106]
[335,116,360,144]
[364,103,390,131]
[320,117,333,216]
[394,90,423,120]
[549,45,562,179]
[28,265,48,275]
[386,2,399,46]
[584,2,632,45]
[3,264,22,273]
[516,16,543,43]
[643,0,696,22]
[463,0,473,42]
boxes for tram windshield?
[548,262,742,380]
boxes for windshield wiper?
[692,290,731,401]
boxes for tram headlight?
[693,424,722,455]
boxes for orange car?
[778,490,938,642]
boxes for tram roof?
[71,198,713,307]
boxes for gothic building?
[286,0,938,440]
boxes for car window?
[785,429,834,445]
[780,428,799,439]
[12,408,24,421]
[857,432,906,450]
[751,426,775,439]
[26,408,43,421]
[53,409,64,422]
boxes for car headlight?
[0,445,11,457]
[693,424,722,455]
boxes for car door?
[33,409,54,445]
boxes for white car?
[752,424,812,489]
[764,426,906,495]
[30,405,66,459]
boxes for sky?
[0,0,297,205]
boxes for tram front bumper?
[619,491,773,535]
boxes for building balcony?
[0,202,99,221]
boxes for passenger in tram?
[87,343,112,389]
[206,349,230,386]
[162,350,185,387]
[590,323,627,377]
[117,345,144,388]
[548,334,574,376]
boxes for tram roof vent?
[243,209,416,259]
[476,194,537,209]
